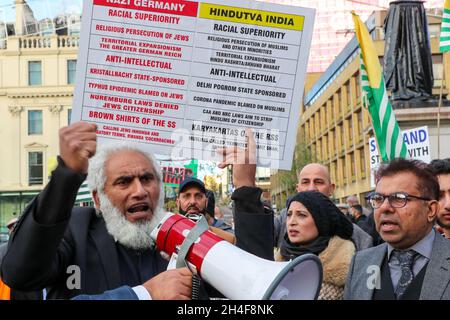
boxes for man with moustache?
[344,159,450,300]
[1,122,273,299]
[428,158,450,239]
[176,179,235,244]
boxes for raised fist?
[59,122,97,174]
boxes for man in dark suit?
[344,158,450,300]
[0,122,273,299]
[350,204,367,227]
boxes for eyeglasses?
[369,192,431,209]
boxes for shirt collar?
[387,228,435,260]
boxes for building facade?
[265,0,443,72]
[271,9,450,209]
[0,1,80,231]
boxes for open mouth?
[126,203,152,221]
[187,206,200,213]
[128,203,150,214]
[380,221,398,232]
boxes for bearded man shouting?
[1,122,272,299]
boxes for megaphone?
[151,212,323,300]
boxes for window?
[28,61,42,85]
[320,105,326,132]
[329,130,335,156]
[39,19,53,36]
[432,55,443,82]
[346,81,351,106]
[29,152,43,185]
[317,139,322,161]
[28,110,42,135]
[357,111,363,141]
[327,100,333,125]
[338,156,345,186]
[330,161,336,185]
[68,109,72,125]
[429,24,440,38]
[336,90,342,116]
[360,148,366,178]
[343,121,349,147]
[342,87,348,113]
[346,119,353,146]
[67,60,77,84]
[355,72,361,100]
[350,152,356,182]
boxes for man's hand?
[210,226,236,244]
[217,128,256,189]
[142,267,193,300]
[59,122,97,174]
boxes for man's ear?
[427,200,439,223]
[93,190,101,210]
[329,183,336,197]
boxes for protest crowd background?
[0,0,450,301]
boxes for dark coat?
[1,161,273,299]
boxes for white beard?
[98,192,165,250]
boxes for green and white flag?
[76,181,92,205]
[353,12,407,162]
[360,53,371,110]
[440,0,450,52]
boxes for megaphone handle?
[191,274,201,300]
[175,215,210,269]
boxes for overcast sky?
[0,0,82,23]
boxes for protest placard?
[72,0,315,169]
[369,126,431,187]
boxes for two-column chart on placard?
[72,0,315,170]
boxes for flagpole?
[437,53,445,159]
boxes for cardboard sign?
[72,0,315,169]
[369,126,431,187]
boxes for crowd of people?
[0,121,450,300]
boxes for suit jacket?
[2,203,169,299]
[344,231,450,300]
[1,161,273,299]
[72,285,138,300]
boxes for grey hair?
[346,195,359,204]
[87,142,164,209]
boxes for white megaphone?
[150,212,323,300]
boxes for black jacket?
[1,160,273,299]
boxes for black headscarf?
[280,191,353,260]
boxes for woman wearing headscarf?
[276,191,355,300]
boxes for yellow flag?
[351,11,381,89]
